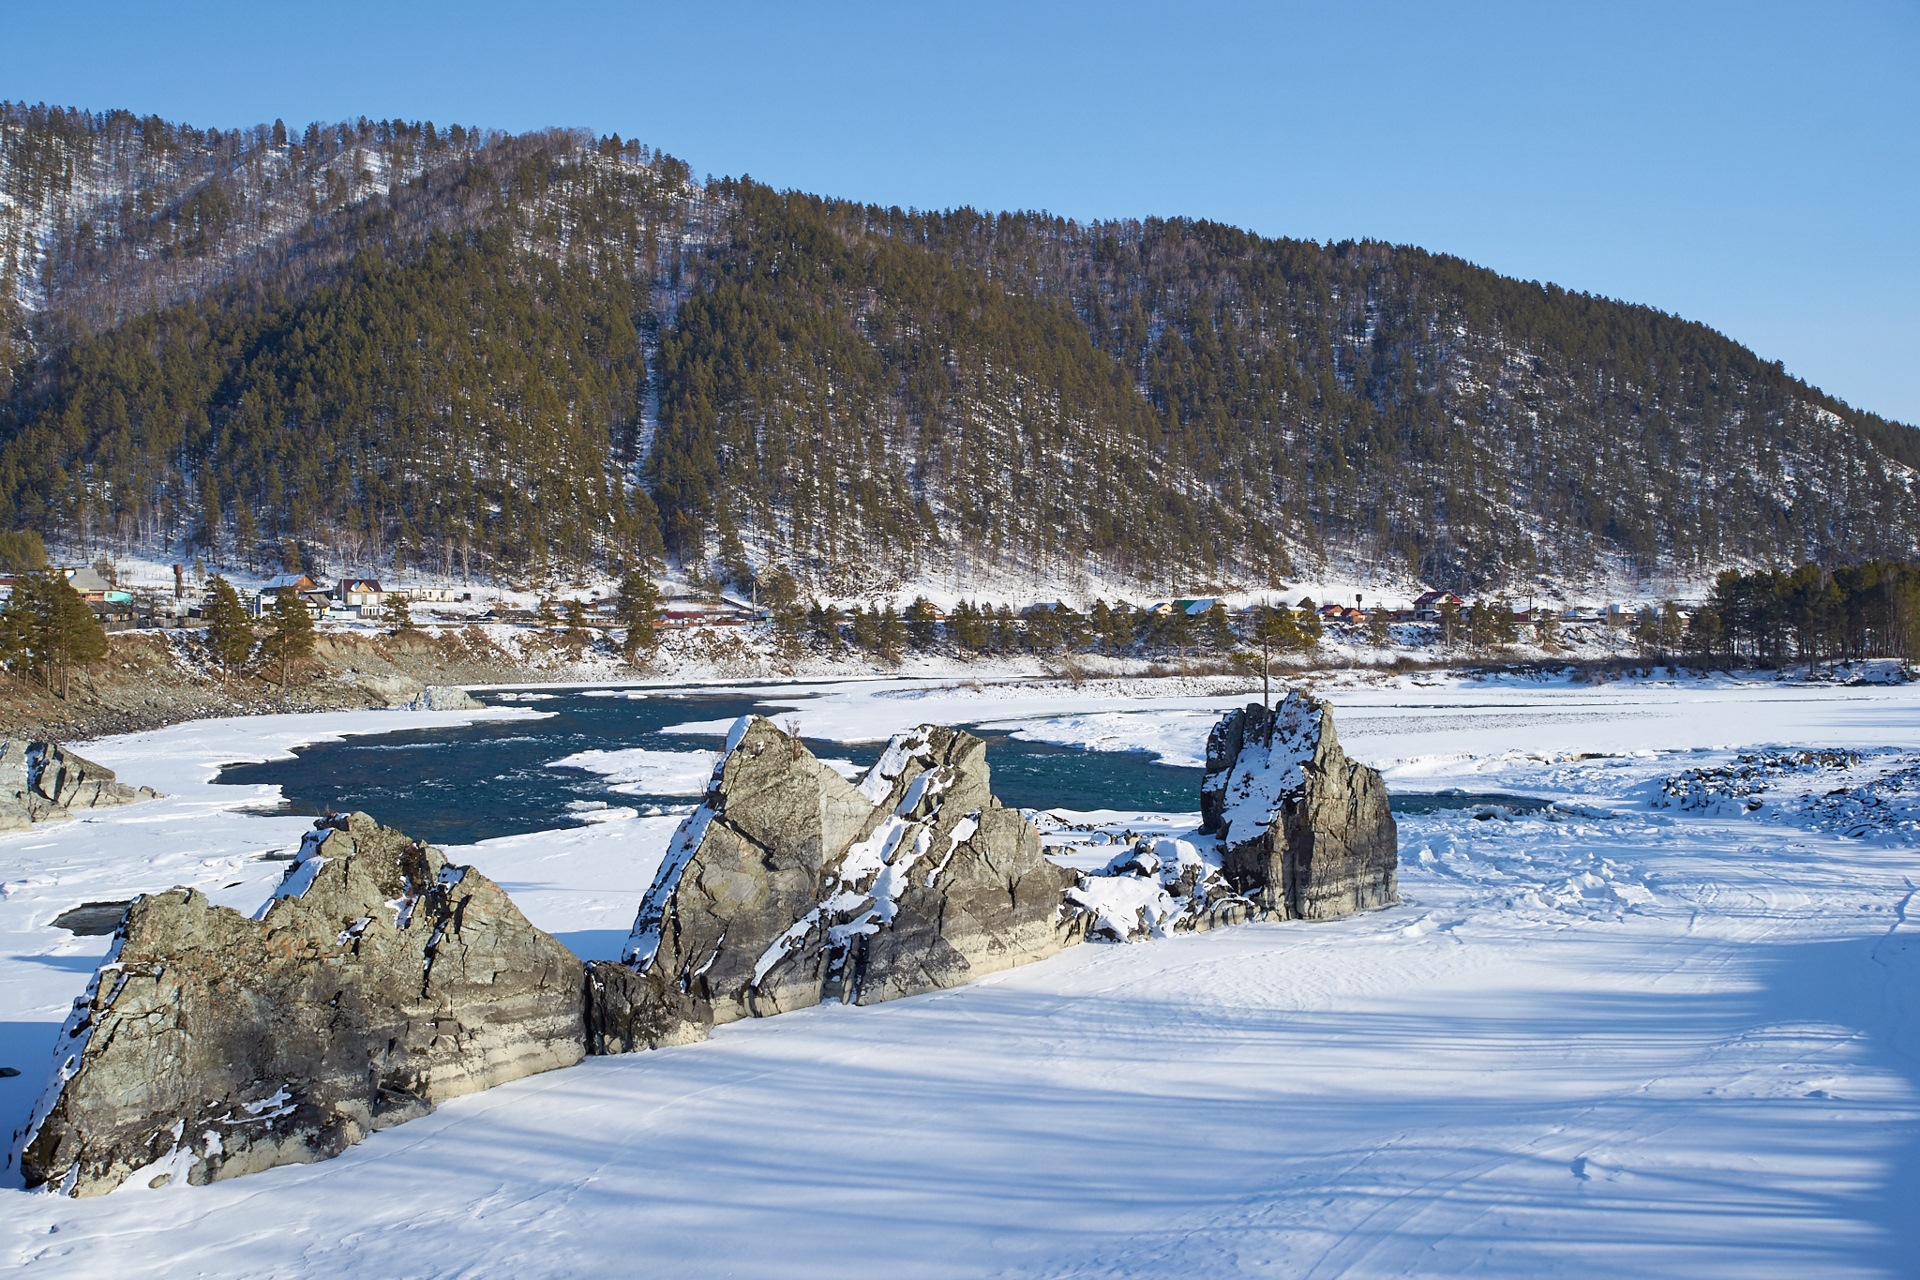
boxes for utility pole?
[1261,591,1272,709]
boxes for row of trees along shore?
[763,595,1329,663]
[1644,562,1920,666]
[740,563,1920,668]
[6,556,1918,694]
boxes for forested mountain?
[3,101,1914,594]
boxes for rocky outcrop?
[845,728,1080,1005]
[1198,692,1398,920]
[1064,837,1256,941]
[418,685,482,711]
[14,811,585,1196]
[589,718,1076,1048]
[0,738,158,830]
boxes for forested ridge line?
[3,101,1914,595]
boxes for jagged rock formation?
[14,812,585,1196]
[590,717,1076,1047]
[1198,693,1399,920]
[0,738,158,830]
[848,729,1079,1005]
[15,703,1397,1195]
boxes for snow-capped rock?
[1199,693,1399,920]
[0,737,159,830]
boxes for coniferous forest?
[3,102,1916,594]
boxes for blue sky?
[5,0,1916,424]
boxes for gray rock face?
[0,738,158,829]
[1198,692,1399,920]
[419,685,482,711]
[591,718,1076,1046]
[14,812,585,1196]
[844,730,1079,1005]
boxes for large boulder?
[418,685,483,711]
[1198,692,1398,920]
[0,738,158,829]
[14,812,586,1196]
[591,718,1076,1047]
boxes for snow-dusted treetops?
[2,102,1917,595]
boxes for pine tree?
[383,593,415,632]
[905,597,939,650]
[617,571,660,662]
[878,602,907,661]
[1202,603,1233,652]
[811,602,845,652]
[43,574,109,698]
[234,505,258,569]
[204,576,255,669]
[849,605,879,652]
[260,588,316,686]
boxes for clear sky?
[5,0,1915,425]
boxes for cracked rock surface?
[592,717,1076,1045]
[1199,692,1399,920]
[14,811,585,1196]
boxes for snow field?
[0,674,1915,1275]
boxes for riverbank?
[3,676,1918,1273]
[4,613,1901,746]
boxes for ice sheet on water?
[549,747,720,796]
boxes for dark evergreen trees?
[260,589,316,685]
[617,571,660,663]
[203,577,255,669]
[4,102,1917,594]
[0,570,109,696]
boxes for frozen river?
[1,671,1916,1276]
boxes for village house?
[1413,590,1465,622]
[255,573,327,616]
[60,566,133,607]
[336,578,385,610]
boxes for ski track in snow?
[1,675,1918,1276]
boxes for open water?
[216,687,1209,845]
[216,686,1546,845]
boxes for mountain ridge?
[3,101,1914,595]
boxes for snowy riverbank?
[0,674,1916,1275]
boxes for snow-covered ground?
[1,674,1917,1276]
